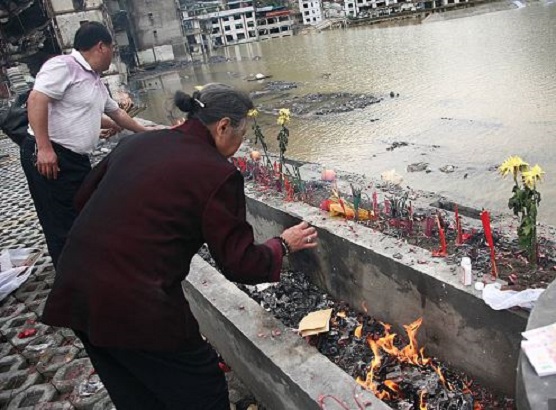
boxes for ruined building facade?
[0,0,188,94]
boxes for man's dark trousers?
[20,136,91,268]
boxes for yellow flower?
[499,156,529,178]
[277,108,291,126]
[522,164,545,189]
[194,85,204,91]
[247,108,259,118]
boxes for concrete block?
[0,303,28,327]
[0,355,26,375]
[10,323,52,350]
[7,383,56,409]
[24,298,46,316]
[52,358,95,394]
[517,279,556,410]
[14,281,49,301]
[37,345,80,378]
[244,192,527,395]
[183,256,391,410]
[0,370,43,402]
[70,374,109,409]
[21,289,51,305]
[33,403,75,409]
[30,265,55,283]
[22,333,64,364]
[91,396,115,410]
[0,312,37,337]
[0,341,13,357]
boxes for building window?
[303,3,308,7]
[235,23,243,29]
[312,17,316,21]
[224,25,230,31]
[237,33,245,40]
[223,17,229,21]
[246,12,253,17]
[226,34,234,42]
[249,30,256,37]
[247,21,255,27]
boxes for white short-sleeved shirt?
[30,50,120,155]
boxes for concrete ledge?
[183,256,391,410]
[244,188,528,395]
[516,280,556,410]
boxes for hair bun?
[174,91,195,113]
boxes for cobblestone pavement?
[0,137,261,410]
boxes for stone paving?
[0,137,260,410]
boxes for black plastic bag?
[0,90,32,146]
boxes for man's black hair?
[73,22,113,51]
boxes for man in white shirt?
[22,22,151,267]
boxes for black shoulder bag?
[0,90,32,147]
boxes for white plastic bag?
[0,248,40,302]
[482,283,544,311]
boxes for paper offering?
[298,309,333,338]
[521,322,556,377]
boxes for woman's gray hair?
[174,83,254,127]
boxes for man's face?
[98,42,114,72]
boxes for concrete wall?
[55,10,105,48]
[127,0,183,49]
[243,188,527,396]
[50,0,103,14]
[183,257,392,410]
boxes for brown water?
[135,3,556,224]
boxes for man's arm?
[99,114,122,140]
[106,108,149,133]
[27,90,59,179]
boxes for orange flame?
[432,363,447,387]
[384,380,400,394]
[419,391,427,410]
[373,317,429,367]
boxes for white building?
[182,2,294,49]
[256,7,294,40]
[298,0,323,25]
[202,0,257,47]
[343,0,406,18]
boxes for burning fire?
[356,317,448,409]
[419,391,427,410]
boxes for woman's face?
[214,118,247,158]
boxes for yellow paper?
[298,308,333,337]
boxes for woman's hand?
[280,221,318,253]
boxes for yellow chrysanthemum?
[277,108,291,126]
[499,156,529,178]
[247,108,259,118]
[522,164,545,189]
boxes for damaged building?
[0,0,144,95]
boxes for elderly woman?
[41,84,318,410]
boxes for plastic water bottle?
[460,257,473,286]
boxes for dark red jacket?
[41,119,283,350]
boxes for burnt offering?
[239,271,515,410]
